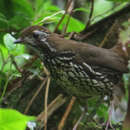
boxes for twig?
[0,48,5,64]
[73,110,86,130]
[44,76,50,130]
[63,11,72,34]
[43,65,51,130]
[37,94,67,128]
[63,14,71,34]
[75,29,96,41]
[54,0,73,33]
[23,56,38,70]
[81,0,94,34]
[0,75,14,104]
[63,0,75,34]
[58,96,76,130]
[1,56,10,71]
[24,78,47,114]
[10,55,22,73]
[99,20,118,48]
[70,0,94,41]
[4,78,22,98]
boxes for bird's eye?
[33,32,39,39]
[33,30,42,39]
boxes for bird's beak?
[14,38,23,44]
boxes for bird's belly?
[54,71,112,98]
[45,59,122,99]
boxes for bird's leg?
[105,82,125,130]
[105,101,115,130]
[73,107,87,130]
[73,96,103,130]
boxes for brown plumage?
[14,25,129,102]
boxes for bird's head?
[14,26,56,53]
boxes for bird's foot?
[105,101,115,130]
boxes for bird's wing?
[48,35,127,73]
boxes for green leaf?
[0,108,36,130]
[33,1,61,25]
[74,8,90,13]
[59,15,85,32]
[0,71,7,88]
[93,0,113,22]
[0,0,33,30]
[15,54,32,67]
[9,13,31,30]
[3,34,17,51]
[44,4,60,12]
[119,21,130,44]
[0,45,8,60]
[92,1,128,24]
[2,34,27,74]
[35,0,44,12]
[33,10,65,25]
[34,11,85,32]
[0,45,9,72]
[12,0,34,18]
[106,0,129,2]
[3,33,25,55]
[8,0,34,29]
[0,13,9,29]
[0,45,17,73]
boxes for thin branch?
[63,14,71,34]
[54,0,73,33]
[99,20,118,48]
[44,77,50,130]
[24,78,47,114]
[81,0,94,34]
[58,96,76,130]
[22,56,38,70]
[10,55,22,73]
[1,56,10,71]
[63,0,74,34]
[37,94,67,129]
[0,48,5,64]
[73,110,86,130]
[0,75,14,104]
[73,29,96,41]
[4,78,23,99]
[43,65,51,130]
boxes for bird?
[14,25,129,103]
